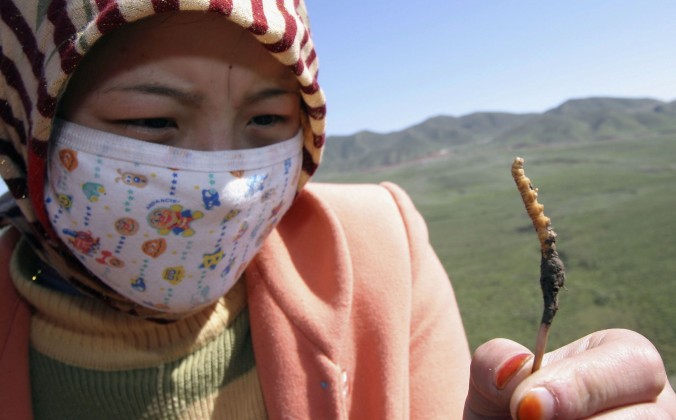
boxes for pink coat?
[0,183,471,419]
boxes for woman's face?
[58,12,301,151]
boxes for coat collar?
[244,187,355,418]
[0,227,33,419]
[246,186,354,362]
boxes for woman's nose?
[181,119,239,151]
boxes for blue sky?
[1,1,675,196]
[309,0,676,135]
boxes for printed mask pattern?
[44,121,302,314]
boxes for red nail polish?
[517,387,555,420]
[495,353,532,389]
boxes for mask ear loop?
[40,121,69,244]
[23,126,87,296]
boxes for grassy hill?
[316,97,676,377]
[321,96,676,168]
[319,112,535,172]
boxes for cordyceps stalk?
[511,157,566,373]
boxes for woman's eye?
[123,118,177,130]
[249,115,284,127]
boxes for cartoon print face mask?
[44,120,302,315]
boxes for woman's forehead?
[70,11,299,92]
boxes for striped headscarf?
[0,0,326,318]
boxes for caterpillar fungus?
[511,157,566,373]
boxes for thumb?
[464,338,534,419]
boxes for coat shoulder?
[304,181,430,250]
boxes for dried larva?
[512,157,566,373]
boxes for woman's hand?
[464,329,676,419]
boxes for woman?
[1,1,674,418]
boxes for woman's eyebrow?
[241,87,298,105]
[105,84,204,106]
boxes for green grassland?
[316,134,676,377]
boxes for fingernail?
[517,387,556,420]
[495,353,532,389]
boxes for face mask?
[44,120,302,315]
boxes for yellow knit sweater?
[11,238,267,419]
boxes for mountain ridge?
[320,97,676,173]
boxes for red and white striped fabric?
[0,0,326,318]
